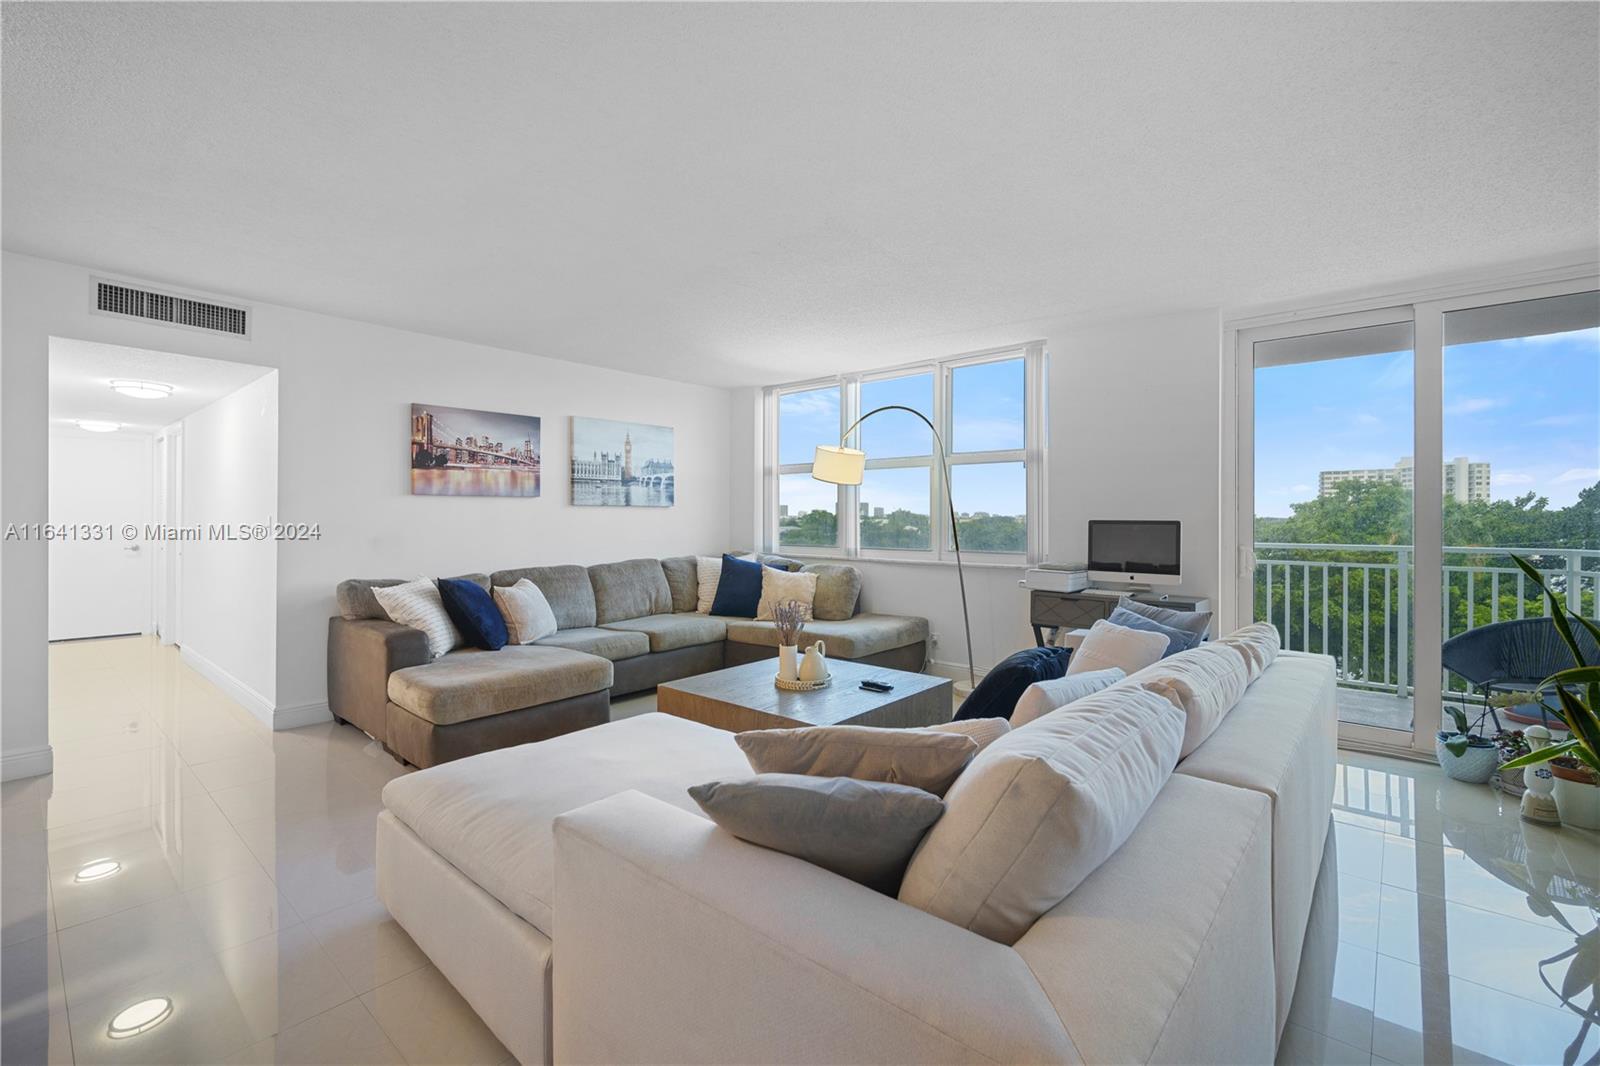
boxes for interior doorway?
[47,338,280,716]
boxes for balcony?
[1253,543,1600,733]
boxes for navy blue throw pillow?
[1108,606,1198,657]
[709,553,779,619]
[437,577,508,651]
[953,646,1071,722]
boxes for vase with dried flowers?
[773,600,807,682]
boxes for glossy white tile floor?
[1,636,515,1065]
[1282,753,1600,1066]
[4,637,1596,1065]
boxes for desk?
[1030,590,1211,646]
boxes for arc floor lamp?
[813,405,976,690]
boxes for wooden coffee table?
[657,658,953,732]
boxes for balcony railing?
[1253,543,1600,699]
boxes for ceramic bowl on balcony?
[1435,732,1498,784]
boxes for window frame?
[763,342,1047,567]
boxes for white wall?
[2,252,736,774]
[731,308,1225,678]
[178,372,280,720]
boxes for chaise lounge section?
[328,555,929,768]
[374,641,1337,1064]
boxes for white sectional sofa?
[376,645,1336,1065]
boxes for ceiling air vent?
[92,279,250,338]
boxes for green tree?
[1254,478,1599,691]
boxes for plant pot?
[1435,733,1497,784]
[1551,761,1600,830]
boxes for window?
[765,345,1045,562]
[776,386,842,549]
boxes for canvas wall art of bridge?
[410,403,542,497]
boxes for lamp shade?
[812,445,866,485]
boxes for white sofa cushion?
[1175,651,1337,1034]
[1011,666,1125,728]
[1066,618,1168,676]
[928,717,1011,751]
[1123,642,1251,758]
[373,577,460,658]
[380,712,750,933]
[1218,621,1281,679]
[898,684,1185,945]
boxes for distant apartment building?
[1318,456,1491,503]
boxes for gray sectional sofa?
[327,555,929,768]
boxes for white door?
[48,431,154,640]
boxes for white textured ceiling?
[5,3,1597,387]
[50,339,273,433]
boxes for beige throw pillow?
[736,724,979,797]
[1065,618,1169,676]
[492,578,559,645]
[755,568,819,622]
[695,555,723,613]
[898,684,1185,944]
[371,578,460,659]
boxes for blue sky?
[779,358,1027,518]
[1254,327,1599,517]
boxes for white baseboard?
[273,700,333,731]
[926,658,989,701]
[1,745,54,782]
[180,645,276,729]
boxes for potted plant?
[1437,703,1498,783]
[1495,557,1600,830]
[1491,729,1530,796]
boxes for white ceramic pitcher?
[799,640,829,683]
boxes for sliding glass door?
[1236,276,1599,755]
[1439,290,1600,735]
[1246,314,1419,747]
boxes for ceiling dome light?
[74,858,122,883]
[109,379,175,400]
[76,420,121,433]
[107,997,173,1039]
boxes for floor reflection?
[1285,753,1600,1066]
[0,635,518,1065]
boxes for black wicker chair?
[1441,617,1600,733]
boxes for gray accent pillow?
[490,565,596,629]
[737,725,978,796]
[1117,597,1212,639]
[588,558,673,624]
[336,574,488,621]
[757,553,806,572]
[801,563,862,621]
[659,556,700,613]
[689,774,945,894]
